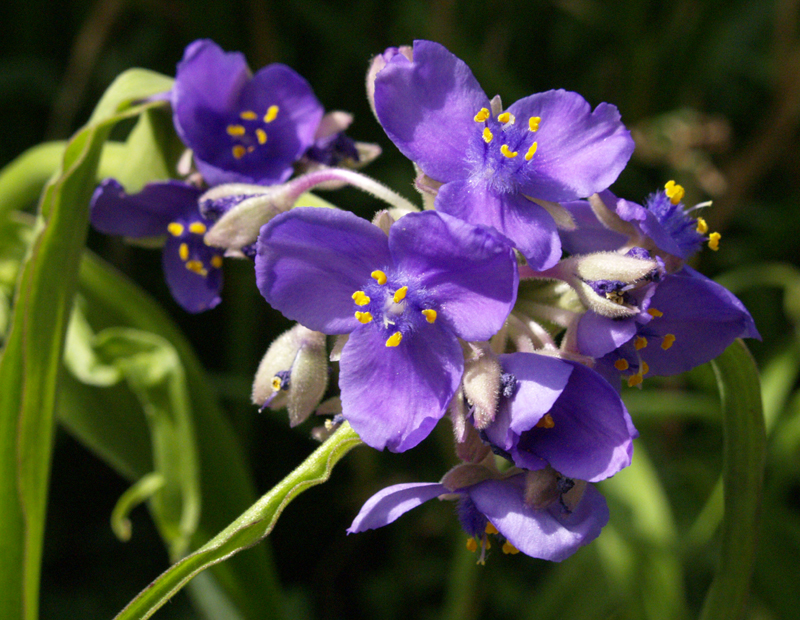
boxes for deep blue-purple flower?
[372,40,635,270]
[255,207,518,452]
[90,178,223,313]
[172,39,323,186]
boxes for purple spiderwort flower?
[172,39,324,186]
[372,40,635,270]
[90,179,223,313]
[255,207,518,452]
[348,470,609,562]
[482,352,636,482]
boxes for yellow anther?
[421,309,437,324]
[271,377,282,391]
[189,221,207,235]
[256,128,268,144]
[240,110,258,120]
[179,243,189,261]
[498,112,511,124]
[484,538,492,550]
[226,124,246,136]
[500,144,518,158]
[640,361,650,376]
[535,413,555,429]
[167,222,184,236]
[232,145,246,159]
[185,260,207,276]
[708,232,721,251]
[524,141,538,161]
[528,116,541,132]
[355,311,373,324]
[483,127,493,143]
[474,108,490,122]
[627,373,643,387]
[614,359,630,371]
[696,217,709,234]
[502,541,520,555]
[485,522,499,535]
[385,332,403,347]
[371,270,387,285]
[211,255,224,269]
[352,291,371,306]
[393,286,408,303]
[466,538,478,552]
[264,105,279,123]
[664,180,685,205]
[661,334,676,350]
[647,308,664,318]
[634,336,648,350]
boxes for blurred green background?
[2,0,799,618]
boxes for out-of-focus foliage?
[1,0,798,619]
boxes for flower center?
[167,215,224,277]
[226,105,280,160]
[471,106,541,190]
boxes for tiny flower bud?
[462,342,502,430]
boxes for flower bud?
[461,342,502,430]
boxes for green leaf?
[0,142,66,218]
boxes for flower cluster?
[91,38,759,563]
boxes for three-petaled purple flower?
[90,179,223,313]
[172,39,324,186]
[255,207,518,452]
[372,40,635,271]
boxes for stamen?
[647,308,663,318]
[355,311,373,324]
[271,376,282,391]
[614,359,630,371]
[661,334,676,350]
[535,413,555,429]
[696,217,709,234]
[232,145,246,159]
[352,291,371,306]
[385,332,403,347]
[185,260,207,276]
[524,142,538,161]
[226,124,246,136]
[627,373,643,387]
[485,522,499,535]
[708,232,721,251]
[664,180,685,205]
[640,361,650,376]
[500,144,518,158]
[474,108,490,122]
[502,541,520,555]
[211,255,224,269]
[256,128,268,145]
[371,270,387,285]
[189,222,207,235]
[634,336,648,350]
[483,127,493,143]
[179,243,189,261]
[167,222,184,236]
[421,309,437,323]
[240,110,258,120]
[264,105,279,123]
[393,286,408,303]
[528,116,541,132]
[466,538,478,552]
[498,112,511,124]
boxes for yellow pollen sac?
[226,124,246,137]
[385,332,403,347]
[661,334,676,350]
[189,222,207,235]
[528,116,541,132]
[640,361,650,376]
[483,127,493,143]
[502,541,520,555]
[264,105,279,123]
[708,232,721,251]
[211,255,224,269]
[485,522,499,535]
[627,373,644,387]
[256,128,268,144]
[232,145,246,159]
[500,144,518,158]
[371,270,387,285]
[634,336,648,350]
[524,142,538,161]
[664,180,685,205]
[696,217,709,234]
[647,308,664,318]
[466,538,478,552]
[393,286,408,303]
[474,108,490,122]
[352,291,371,306]
[179,243,190,261]
[240,110,258,120]
[535,413,555,429]
[355,311,373,324]
[167,222,184,236]
[271,376,282,391]
[498,112,511,124]
[614,359,630,371]
[421,309,437,324]
[185,260,208,276]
